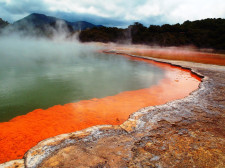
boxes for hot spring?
[0,37,201,163]
[0,38,164,122]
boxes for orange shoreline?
[110,45,225,66]
[0,53,201,163]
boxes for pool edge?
[2,54,225,168]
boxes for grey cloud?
[0,0,224,26]
[0,0,48,22]
[0,0,46,15]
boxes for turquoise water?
[0,37,164,122]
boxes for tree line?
[0,18,9,30]
[1,17,225,50]
[79,18,225,50]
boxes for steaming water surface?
[0,37,164,122]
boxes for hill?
[5,13,102,36]
[13,13,102,31]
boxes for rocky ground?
[1,55,225,168]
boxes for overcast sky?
[0,0,225,27]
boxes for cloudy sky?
[0,0,225,27]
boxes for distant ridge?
[14,13,60,26]
[12,13,103,32]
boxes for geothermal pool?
[0,39,201,163]
[0,41,164,122]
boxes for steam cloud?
[0,26,164,122]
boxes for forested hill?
[79,18,225,50]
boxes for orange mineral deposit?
[0,53,201,163]
[113,45,225,65]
